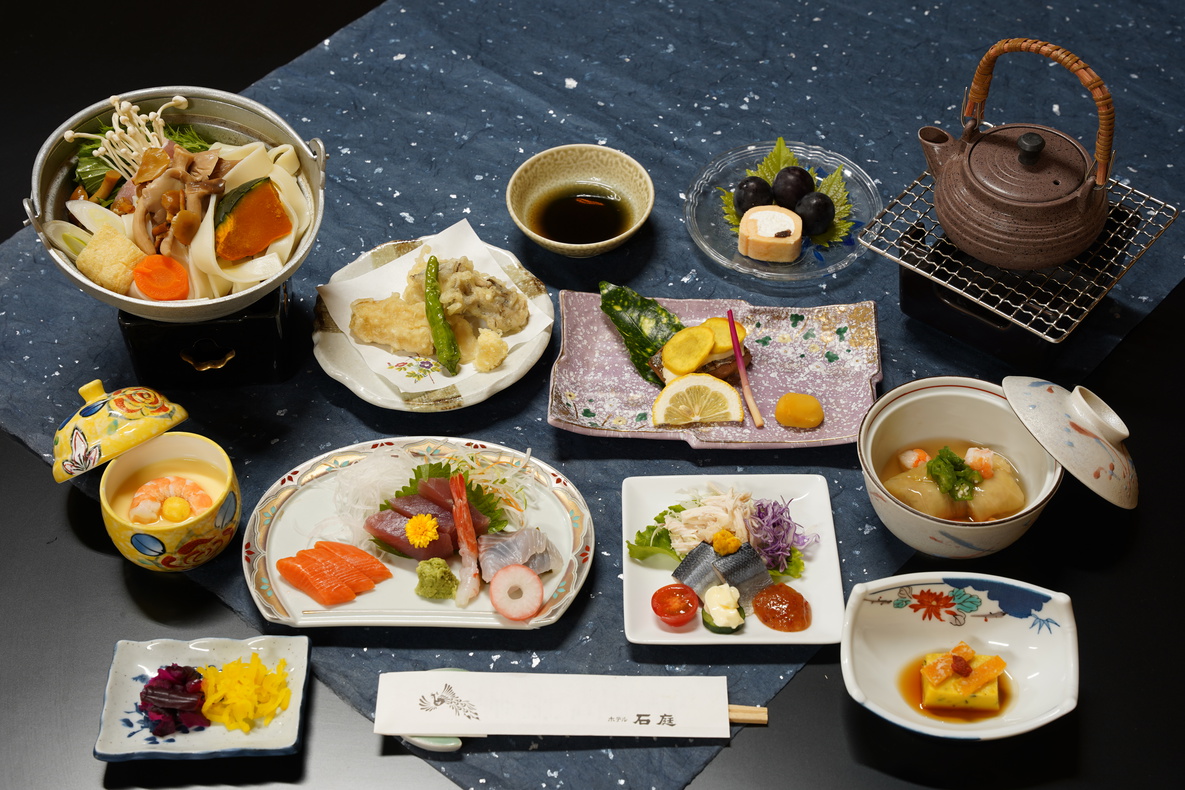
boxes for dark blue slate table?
[2,2,1180,788]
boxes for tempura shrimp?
[129,476,213,524]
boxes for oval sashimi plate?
[312,238,554,412]
[548,291,882,449]
[243,437,594,628]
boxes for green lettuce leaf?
[626,523,681,563]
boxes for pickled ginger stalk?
[450,473,482,606]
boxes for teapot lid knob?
[1017,132,1045,165]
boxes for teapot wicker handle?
[963,38,1114,186]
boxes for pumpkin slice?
[213,177,294,262]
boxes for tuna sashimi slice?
[417,476,490,535]
[386,495,457,537]
[276,555,356,606]
[364,509,455,560]
[314,540,393,582]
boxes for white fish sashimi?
[477,528,560,583]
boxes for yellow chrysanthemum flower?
[405,513,440,548]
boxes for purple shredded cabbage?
[747,497,817,572]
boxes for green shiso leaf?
[807,167,855,248]
[752,137,802,184]
[598,281,685,388]
[392,461,510,533]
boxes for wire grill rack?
[858,172,1178,343]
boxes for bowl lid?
[52,379,188,483]
[969,125,1089,203]
[1002,376,1137,509]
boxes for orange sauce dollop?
[752,583,812,632]
[897,656,1013,723]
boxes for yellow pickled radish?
[652,373,744,426]
[160,496,193,522]
[661,324,716,376]
[701,316,747,355]
[774,392,825,429]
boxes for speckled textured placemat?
[3,1,1182,787]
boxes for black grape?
[772,166,814,210]
[733,176,773,217]
[795,191,835,236]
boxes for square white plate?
[95,635,310,761]
[621,474,843,644]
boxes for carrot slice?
[955,654,1007,694]
[921,653,954,687]
[133,254,190,301]
[950,641,976,662]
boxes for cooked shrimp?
[898,449,931,470]
[129,476,213,524]
[964,447,995,479]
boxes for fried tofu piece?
[921,642,1006,710]
[74,225,144,294]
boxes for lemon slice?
[652,373,744,426]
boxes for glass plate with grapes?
[684,139,882,282]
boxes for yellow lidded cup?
[52,380,241,571]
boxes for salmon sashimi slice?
[276,555,356,606]
[450,473,482,607]
[300,546,375,593]
[314,540,393,582]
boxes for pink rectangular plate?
[548,291,882,449]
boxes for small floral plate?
[94,636,310,761]
[840,572,1078,740]
[548,291,882,449]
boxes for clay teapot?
[918,38,1114,270]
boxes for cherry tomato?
[650,583,699,626]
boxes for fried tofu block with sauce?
[75,225,145,294]
[920,641,1007,710]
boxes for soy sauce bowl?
[506,144,653,258]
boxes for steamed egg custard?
[878,440,1026,522]
[109,458,225,525]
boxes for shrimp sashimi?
[129,476,214,524]
[450,473,482,607]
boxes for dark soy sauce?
[530,183,631,244]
